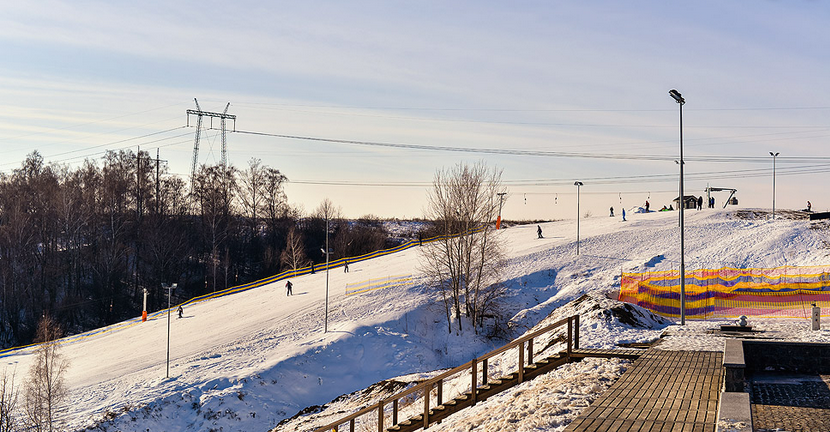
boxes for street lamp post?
[574,181,583,255]
[669,89,686,325]
[163,282,178,378]
[770,152,779,219]
[323,215,332,333]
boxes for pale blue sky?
[1,1,829,219]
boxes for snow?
[3,208,828,431]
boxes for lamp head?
[574,181,583,186]
[770,152,779,157]
[669,89,685,105]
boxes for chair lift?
[705,187,738,208]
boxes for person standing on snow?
[344,260,349,273]
[645,201,650,212]
[697,196,703,210]
[285,280,293,296]
[537,225,543,239]
[807,201,812,212]
[610,206,614,217]
[177,305,183,319]
[622,208,626,221]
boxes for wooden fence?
[314,315,580,432]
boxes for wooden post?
[575,314,580,349]
[482,358,488,385]
[518,341,525,384]
[393,399,398,425]
[527,338,534,364]
[350,419,355,432]
[567,317,573,359]
[423,383,430,429]
[437,379,443,406]
[378,401,384,432]
[471,358,478,405]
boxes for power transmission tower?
[186,98,236,195]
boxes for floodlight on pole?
[324,215,331,333]
[669,88,686,326]
[770,152,779,220]
[574,181,583,255]
[163,282,178,378]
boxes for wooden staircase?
[314,316,645,432]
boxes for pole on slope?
[324,215,330,333]
[496,192,507,229]
[770,152,779,220]
[670,89,686,325]
[142,288,148,322]
[164,283,177,378]
[574,181,583,255]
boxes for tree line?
[0,151,391,348]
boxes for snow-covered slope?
[4,209,828,431]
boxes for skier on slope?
[286,280,293,296]
[177,305,183,319]
[537,225,543,239]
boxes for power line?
[235,129,830,164]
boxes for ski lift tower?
[705,186,738,208]
[186,98,236,195]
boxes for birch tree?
[420,161,507,334]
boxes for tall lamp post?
[574,181,583,255]
[669,89,686,325]
[163,282,178,378]
[770,152,779,219]
[323,214,332,333]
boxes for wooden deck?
[564,350,723,432]
[386,349,646,432]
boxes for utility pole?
[156,148,161,215]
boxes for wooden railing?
[314,315,580,432]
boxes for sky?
[1,1,829,219]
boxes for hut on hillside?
[673,195,698,210]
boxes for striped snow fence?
[345,275,413,296]
[0,225,491,358]
[619,265,830,319]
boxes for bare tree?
[420,161,507,334]
[280,226,311,271]
[0,368,19,432]
[24,315,69,432]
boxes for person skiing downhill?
[537,225,543,239]
[285,280,293,296]
[177,305,183,319]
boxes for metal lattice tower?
[186,98,236,194]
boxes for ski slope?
[4,208,829,431]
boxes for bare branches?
[24,315,70,432]
[420,161,507,334]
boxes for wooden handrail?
[314,314,580,432]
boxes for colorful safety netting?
[618,265,830,319]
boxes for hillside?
[4,208,828,431]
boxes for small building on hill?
[674,195,698,210]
